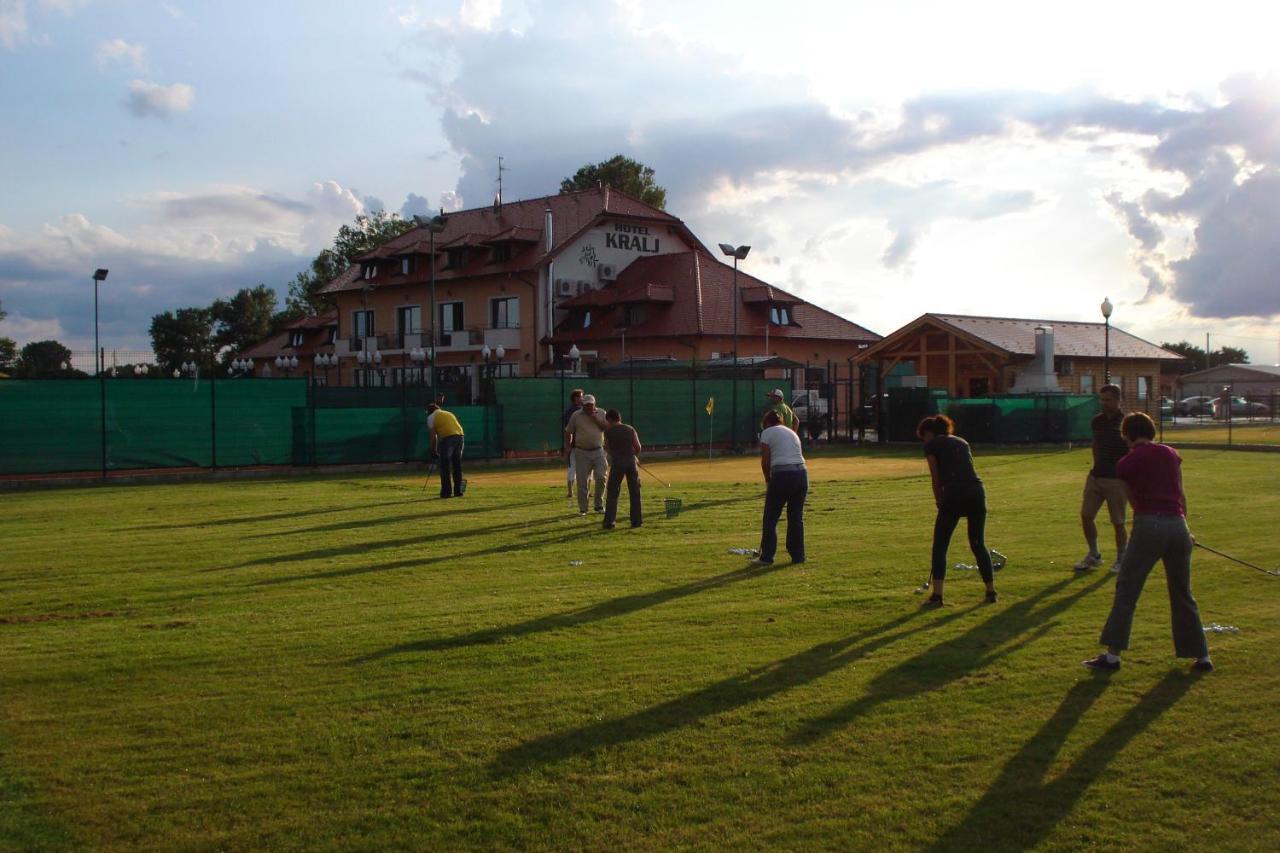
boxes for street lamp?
[274,355,298,377]
[356,348,382,385]
[718,242,751,451]
[409,347,430,386]
[92,269,108,375]
[231,358,253,376]
[1100,296,1113,383]
[181,360,199,378]
[314,353,336,385]
[569,343,580,374]
[414,212,448,398]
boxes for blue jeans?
[759,468,807,563]
[1100,513,1208,657]
[438,434,464,497]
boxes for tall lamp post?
[718,243,750,452]
[1100,296,1113,383]
[414,213,448,398]
[92,268,108,374]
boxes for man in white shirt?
[564,393,609,515]
[754,409,807,566]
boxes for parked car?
[791,390,831,439]
[1159,397,1174,418]
[1212,396,1271,419]
[1175,395,1215,416]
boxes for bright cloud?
[125,79,195,118]
[95,38,146,70]
[0,0,28,48]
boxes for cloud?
[0,179,382,350]
[125,80,195,118]
[95,38,146,70]
[399,192,430,218]
[362,194,387,214]
[0,0,28,48]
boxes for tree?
[1160,341,1250,374]
[15,340,77,378]
[212,285,277,364]
[287,212,416,316]
[149,308,215,376]
[0,336,17,375]
[0,298,7,320]
[560,154,667,209]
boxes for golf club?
[421,457,437,492]
[1195,541,1279,577]
[637,461,670,487]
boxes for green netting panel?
[214,379,308,467]
[312,387,439,409]
[297,404,502,466]
[104,379,213,469]
[493,377,789,451]
[0,380,104,474]
[944,394,1100,443]
[885,388,946,442]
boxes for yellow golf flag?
[705,396,715,415]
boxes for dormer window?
[400,257,413,275]
[363,264,377,280]
[445,248,465,269]
[490,243,512,263]
[770,306,793,326]
[582,310,592,330]
[289,330,305,347]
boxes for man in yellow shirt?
[426,403,466,498]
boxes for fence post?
[691,361,697,456]
[310,377,318,467]
[210,367,217,472]
[400,364,409,463]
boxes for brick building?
[260,186,881,398]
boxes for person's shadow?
[488,605,976,777]
[788,573,1110,745]
[923,671,1194,852]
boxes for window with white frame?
[352,310,374,338]
[396,305,421,335]
[289,330,305,347]
[439,301,463,345]
[1081,374,1095,394]
[490,296,518,329]
[770,306,793,325]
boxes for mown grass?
[2,447,1278,850]
[1160,420,1280,446]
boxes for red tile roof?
[319,186,701,296]
[549,250,881,345]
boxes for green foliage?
[1161,341,1251,373]
[287,212,416,315]
[560,154,667,209]
[211,285,277,364]
[14,339,81,378]
[0,336,16,374]
[1,448,1277,848]
[149,307,215,375]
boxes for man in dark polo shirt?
[1075,384,1129,573]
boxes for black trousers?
[931,483,993,582]
[603,457,642,527]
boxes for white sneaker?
[1074,552,1102,571]
[1111,557,1123,574]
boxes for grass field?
[3,446,1279,850]
[1159,420,1280,446]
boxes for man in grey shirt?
[565,393,609,515]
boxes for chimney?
[1011,325,1062,392]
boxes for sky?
[1,0,1278,364]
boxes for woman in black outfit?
[918,415,997,606]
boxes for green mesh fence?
[3,376,776,476]
[882,388,1100,443]
[494,376,789,452]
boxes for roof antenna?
[493,155,507,212]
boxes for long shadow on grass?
[133,498,415,530]
[251,522,609,586]
[488,605,976,777]
[219,511,566,571]
[787,573,1112,745]
[247,498,551,538]
[354,561,788,662]
[923,671,1192,852]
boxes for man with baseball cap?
[564,393,609,515]
[762,388,798,433]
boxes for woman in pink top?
[1083,412,1212,673]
